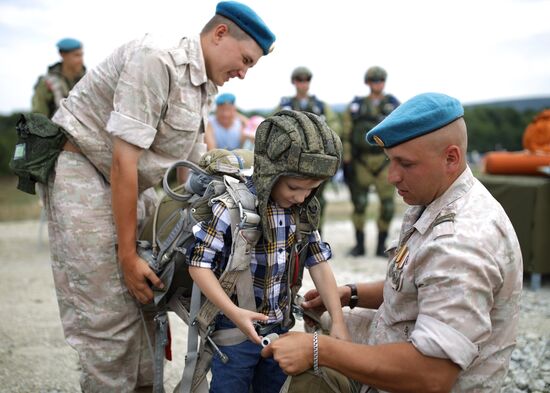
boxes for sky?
[0,0,549,115]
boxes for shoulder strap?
[179,175,261,392]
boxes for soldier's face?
[367,80,385,94]
[386,137,448,206]
[205,25,263,86]
[216,103,237,128]
[270,176,323,208]
[61,49,84,73]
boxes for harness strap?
[153,312,169,393]
[179,283,202,393]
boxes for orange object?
[523,109,550,154]
[483,151,550,176]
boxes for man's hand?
[261,332,313,375]
[120,253,163,304]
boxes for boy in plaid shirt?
[189,110,349,393]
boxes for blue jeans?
[210,316,288,393]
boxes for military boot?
[348,230,365,257]
[376,231,388,257]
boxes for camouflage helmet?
[364,66,387,82]
[291,66,313,82]
[253,110,342,239]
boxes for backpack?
[137,149,315,393]
[9,113,67,194]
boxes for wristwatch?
[345,283,358,309]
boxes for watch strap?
[345,283,358,309]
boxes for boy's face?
[270,176,323,208]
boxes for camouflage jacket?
[342,94,399,160]
[275,95,341,136]
[365,167,523,392]
[31,62,86,118]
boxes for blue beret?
[366,92,464,148]
[56,38,82,52]
[216,1,275,55]
[216,92,236,105]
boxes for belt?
[62,140,81,154]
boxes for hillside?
[329,96,550,114]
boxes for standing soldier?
[342,66,399,256]
[275,66,341,231]
[37,2,276,390]
[32,38,86,118]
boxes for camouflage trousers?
[349,154,395,232]
[281,308,378,393]
[40,151,157,393]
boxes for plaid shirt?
[189,179,332,323]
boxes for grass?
[0,175,407,223]
[0,176,42,221]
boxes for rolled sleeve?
[410,314,478,370]
[304,230,332,267]
[106,111,157,149]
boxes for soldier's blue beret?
[216,92,236,105]
[216,1,275,55]
[366,92,464,148]
[56,38,82,52]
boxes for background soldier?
[31,38,86,118]
[342,66,399,256]
[275,66,341,231]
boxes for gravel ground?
[0,218,548,392]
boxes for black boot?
[348,230,365,257]
[376,231,388,256]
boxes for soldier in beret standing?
[39,2,276,391]
[32,38,86,118]
[263,93,523,393]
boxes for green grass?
[0,175,408,223]
[0,176,42,221]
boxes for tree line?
[0,105,542,177]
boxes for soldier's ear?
[444,145,461,172]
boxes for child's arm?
[189,266,268,344]
[308,262,351,341]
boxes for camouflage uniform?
[31,62,86,118]
[41,35,216,392]
[284,167,523,392]
[342,78,399,256]
[275,67,342,231]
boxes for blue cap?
[56,38,82,52]
[216,1,275,55]
[366,92,464,148]
[215,93,236,105]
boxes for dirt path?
[1,218,548,392]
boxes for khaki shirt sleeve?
[105,46,170,149]
[31,77,53,118]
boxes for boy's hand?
[228,308,268,345]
